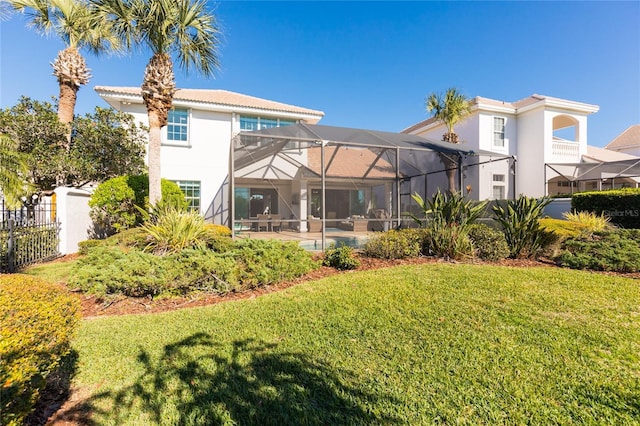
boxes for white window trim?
[491,172,506,200]
[492,116,506,150]
[173,179,201,212]
[162,108,192,148]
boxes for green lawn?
[66,264,639,425]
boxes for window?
[167,108,189,143]
[174,180,200,212]
[260,117,278,129]
[492,174,506,199]
[493,117,505,148]
[234,188,279,218]
[239,115,297,131]
[492,186,505,200]
[240,116,259,131]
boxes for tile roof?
[95,86,324,118]
[604,125,640,150]
[306,146,395,179]
[584,145,639,162]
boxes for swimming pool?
[298,235,369,251]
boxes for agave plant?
[493,195,552,258]
[408,189,487,259]
[409,189,488,231]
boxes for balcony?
[551,138,580,162]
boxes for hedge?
[572,188,640,228]
[0,275,80,426]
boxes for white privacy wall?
[54,186,94,254]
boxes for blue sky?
[1,1,639,147]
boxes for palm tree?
[425,88,473,192]
[0,134,31,207]
[94,0,220,206]
[8,0,118,144]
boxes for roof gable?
[605,125,640,150]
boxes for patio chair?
[257,214,269,231]
[270,214,282,232]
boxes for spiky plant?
[425,88,473,192]
[8,0,119,143]
[408,189,487,260]
[94,0,221,205]
[493,195,553,258]
[562,210,612,233]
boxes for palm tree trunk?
[147,110,163,205]
[440,132,461,193]
[439,152,459,193]
[52,47,91,147]
[58,81,77,147]
[141,53,176,207]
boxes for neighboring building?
[403,94,601,198]
[546,145,639,195]
[95,86,324,220]
[605,125,640,157]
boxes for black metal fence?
[1,197,60,272]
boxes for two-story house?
[95,86,324,225]
[402,94,601,198]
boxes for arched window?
[552,115,579,142]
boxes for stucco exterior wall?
[515,108,546,197]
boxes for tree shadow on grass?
[73,332,401,425]
[26,350,79,426]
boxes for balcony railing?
[551,138,580,161]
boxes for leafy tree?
[95,0,221,205]
[0,97,146,190]
[425,88,473,192]
[7,0,119,142]
[0,134,32,207]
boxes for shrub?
[572,188,640,228]
[88,176,137,237]
[323,244,360,270]
[141,207,210,254]
[0,275,80,426]
[232,239,319,289]
[77,239,103,255]
[127,175,188,212]
[539,218,591,240]
[562,210,612,233]
[89,175,187,238]
[166,249,240,294]
[468,224,510,261]
[363,229,423,259]
[204,223,232,238]
[202,224,234,252]
[408,190,486,260]
[493,196,553,258]
[69,246,168,297]
[556,229,640,272]
[423,225,474,260]
[70,240,319,297]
